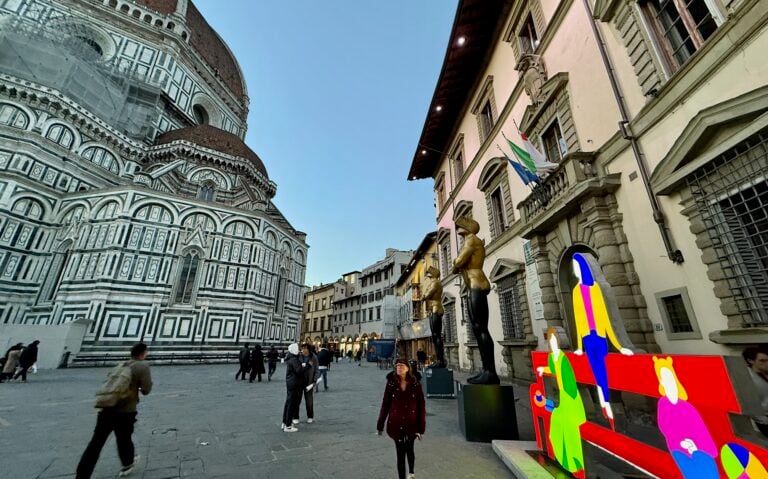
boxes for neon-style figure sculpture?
[571,253,632,429]
[537,328,586,479]
[721,442,768,479]
[654,356,719,479]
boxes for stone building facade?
[301,281,341,346]
[408,0,768,381]
[0,0,307,366]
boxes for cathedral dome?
[155,125,268,178]
[133,0,247,103]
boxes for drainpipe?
[581,0,684,264]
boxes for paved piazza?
[0,362,530,478]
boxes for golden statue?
[452,216,499,385]
[422,265,446,368]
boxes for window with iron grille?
[686,130,768,325]
[640,0,721,72]
[662,295,692,333]
[444,301,457,343]
[497,275,526,339]
[439,240,451,277]
[462,295,474,340]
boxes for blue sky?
[194,1,457,286]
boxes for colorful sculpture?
[654,356,719,479]
[721,442,768,479]
[571,252,632,428]
[537,327,586,479]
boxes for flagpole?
[496,144,534,192]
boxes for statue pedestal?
[456,381,518,442]
[425,368,455,398]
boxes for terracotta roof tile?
[155,125,267,178]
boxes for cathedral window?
[45,124,75,149]
[174,250,201,304]
[193,105,209,125]
[81,146,120,174]
[0,104,30,130]
[274,268,288,316]
[197,181,216,202]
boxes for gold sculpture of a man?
[422,265,446,368]
[452,216,499,385]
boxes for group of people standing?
[235,343,280,382]
[1,340,40,383]
[281,343,324,432]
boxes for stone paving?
[0,361,533,478]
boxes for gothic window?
[0,103,30,129]
[275,268,288,316]
[478,157,515,240]
[174,250,201,304]
[45,124,75,149]
[197,181,216,202]
[541,119,567,162]
[640,0,722,72]
[497,275,526,340]
[81,146,120,174]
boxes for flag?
[505,154,540,185]
[507,138,537,174]
[521,133,559,173]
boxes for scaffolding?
[0,12,163,142]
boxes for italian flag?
[507,133,559,175]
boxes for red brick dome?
[155,125,268,178]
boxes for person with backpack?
[236,343,251,381]
[267,346,279,381]
[76,343,152,478]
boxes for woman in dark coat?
[376,358,426,479]
[13,340,39,382]
[249,345,266,383]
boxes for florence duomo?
[0,0,307,363]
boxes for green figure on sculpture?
[538,327,586,479]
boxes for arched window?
[81,146,120,174]
[0,104,29,129]
[45,124,75,149]
[192,105,209,125]
[197,181,215,202]
[11,198,44,220]
[174,250,201,304]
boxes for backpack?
[94,361,133,408]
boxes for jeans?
[394,437,415,479]
[317,368,328,390]
[76,410,137,478]
[268,362,277,380]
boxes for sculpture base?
[425,368,455,398]
[457,381,518,442]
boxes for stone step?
[492,440,556,478]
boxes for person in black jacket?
[249,345,265,383]
[294,344,318,423]
[316,346,332,391]
[282,343,306,432]
[14,340,39,382]
[266,346,279,381]
[235,343,250,381]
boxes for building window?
[641,0,721,72]
[174,251,200,304]
[0,104,30,129]
[490,187,507,237]
[45,125,75,149]
[197,181,216,202]
[655,288,701,339]
[193,104,209,125]
[453,149,465,182]
[444,299,457,343]
[322,298,327,309]
[377,306,381,320]
[518,13,539,55]
[315,299,319,310]
[461,295,473,341]
[686,131,768,325]
[478,101,494,141]
[439,240,451,278]
[436,179,446,211]
[541,120,567,162]
[497,275,525,340]
[314,318,318,331]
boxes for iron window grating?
[661,294,694,333]
[686,129,768,325]
[497,275,526,339]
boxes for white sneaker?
[408,474,415,479]
[281,423,286,430]
[118,456,140,477]
[283,426,298,432]
[307,418,314,424]
[292,419,299,425]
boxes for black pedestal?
[425,368,455,398]
[457,381,519,442]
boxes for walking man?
[267,346,279,381]
[282,343,305,432]
[236,343,250,381]
[249,344,265,383]
[14,340,40,382]
[76,343,152,478]
[316,345,332,391]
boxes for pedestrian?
[743,345,768,436]
[294,343,317,424]
[76,342,152,478]
[267,346,279,381]
[416,349,427,369]
[347,349,353,363]
[236,343,250,381]
[1,343,23,382]
[356,348,363,366]
[249,344,265,383]
[316,345,332,391]
[281,343,306,432]
[376,358,426,479]
[13,340,40,382]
